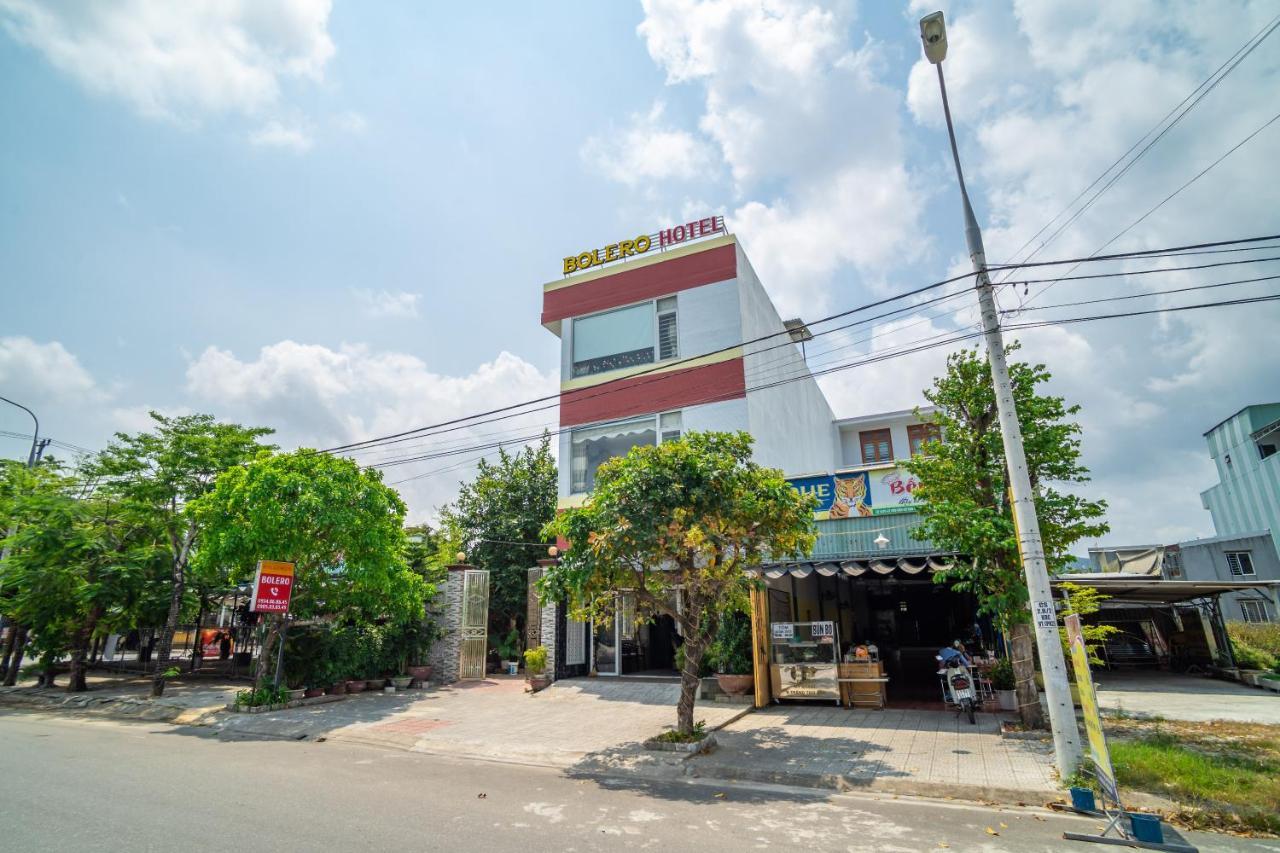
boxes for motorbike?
[939,656,979,724]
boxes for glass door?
[594,613,618,675]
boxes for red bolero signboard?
[251,561,295,613]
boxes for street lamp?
[918,11,1083,776]
[0,395,40,468]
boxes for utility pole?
[918,12,1082,775]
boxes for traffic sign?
[251,560,295,613]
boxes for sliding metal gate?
[460,569,489,680]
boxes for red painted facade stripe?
[560,357,746,427]
[542,243,737,325]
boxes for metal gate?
[460,569,489,680]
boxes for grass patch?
[1106,718,1280,837]
[653,720,707,744]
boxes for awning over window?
[747,554,957,579]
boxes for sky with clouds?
[1,0,1278,547]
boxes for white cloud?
[581,101,717,187]
[0,336,101,403]
[184,341,557,521]
[603,0,926,317]
[351,289,422,319]
[249,119,314,152]
[0,0,335,123]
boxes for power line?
[1019,108,1280,310]
[993,12,1280,285]
[323,234,1280,458]
[365,290,1279,478]
[1005,273,1280,313]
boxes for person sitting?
[938,641,971,668]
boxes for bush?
[524,646,548,676]
[1233,639,1278,672]
[236,685,291,708]
[1229,621,1280,658]
[707,610,753,676]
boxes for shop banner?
[1065,613,1119,806]
[250,560,295,614]
[198,628,234,660]
[789,466,920,519]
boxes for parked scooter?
[937,643,979,724]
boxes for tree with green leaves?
[88,413,275,696]
[905,345,1108,727]
[192,449,426,684]
[542,431,816,736]
[440,434,556,644]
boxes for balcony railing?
[808,512,935,559]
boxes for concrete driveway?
[1093,670,1280,723]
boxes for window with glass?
[1226,551,1256,577]
[860,428,893,465]
[571,297,679,378]
[570,411,682,494]
[1240,600,1270,623]
[907,423,941,456]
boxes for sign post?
[1061,612,1194,851]
[250,561,295,689]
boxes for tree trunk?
[3,625,27,686]
[89,634,102,665]
[676,633,708,736]
[67,611,100,693]
[150,575,185,697]
[1,623,17,679]
[255,620,282,686]
[1009,620,1043,728]
[39,652,56,689]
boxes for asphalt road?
[0,710,1272,852]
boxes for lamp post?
[918,11,1082,775]
[0,395,41,469]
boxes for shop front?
[746,552,982,708]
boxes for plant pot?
[715,673,754,696]
[345,680,367,693]
[365,678,386,690]
[406,665,433,682]
[286,688,306,702]
[527,674,551,692]
[326,682,347,696]
[501,661,518,676]
[304,687,325,698]
[390,676,412,689]
[997,689,1017,711]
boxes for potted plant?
[491,628,521,675]
[709,611,754,696]
[524,646,550,691]
[990,657,1017,711]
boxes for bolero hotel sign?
[563,215,726,275]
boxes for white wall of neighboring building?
[735,245,839,477]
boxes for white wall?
[836,411,930,469]
[736,244,839,477]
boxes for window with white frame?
[571,296,679,378]
[1226,551,1256,577]
[569,411,682,493]
[1240,599,1270,623]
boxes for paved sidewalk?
[1094,670,1280,723]
[212,676,749,767]
[0,674,240,724]
[679,705,1058,803]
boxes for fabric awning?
[749,554,957,578]
[1052,574,1280,604]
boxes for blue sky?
[2,1,1278,545]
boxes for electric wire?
[324,234,1280,459]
